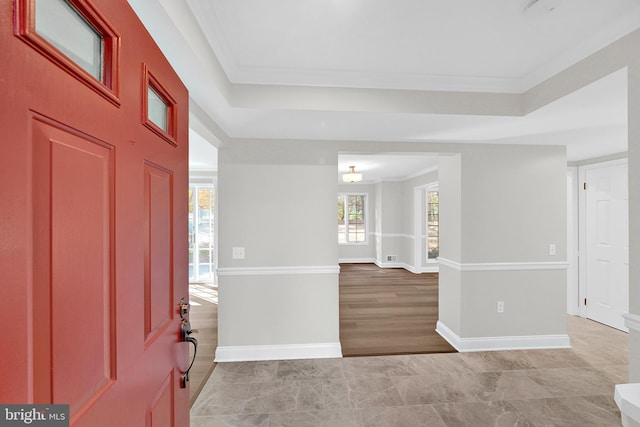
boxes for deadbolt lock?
[179,298,190,319]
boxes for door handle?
[180,318,198,388]
[178,298,198,388]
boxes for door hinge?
[583,182,587,190]
[584,298,587,305]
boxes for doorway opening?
[339,263,455,356]
[337,153,451,356]
[187,183,218,404]
[189,184,215,282]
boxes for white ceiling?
[186,0,640,92]
[127,0,640,174]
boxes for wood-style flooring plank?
[188,283,218,406]
[339,263,456,357]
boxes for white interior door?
[585,161,629,331]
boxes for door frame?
[567,166,580,316]
[577,158,628,321]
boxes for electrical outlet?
[497,301,504,313]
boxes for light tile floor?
[191,316,628,426]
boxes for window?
[189,185,215,282]
[142,65,178,145]
[16,0,121,104]
[147,86,169,132]
[35,0,104,80]
[426,189,439,259]
[338,194,367,244]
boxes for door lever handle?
[180,318,198,388]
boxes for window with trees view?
[338,194,367,244]
[427,189,439,260]
[189,185,215,282]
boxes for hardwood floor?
[339,263,455,357]
[188,282,218,406]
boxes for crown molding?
[192,5,640,95]
[520,7,640,92]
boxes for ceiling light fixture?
[342,165,363,183]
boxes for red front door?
[0,0,190,425]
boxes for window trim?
[15,0,121,106]
[142,64,178,146]
[338,192,368,245]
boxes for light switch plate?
[232,247,245,259]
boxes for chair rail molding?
[437,257,569,271]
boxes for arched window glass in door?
[189,185,215,282]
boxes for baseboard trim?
[217,265,340,276]
[370,260,439,274]
[401,263,438,274]
[436,321,571,352]
[624,313,640,332]
[403,263,420,274]
[373,259,404,269]
[338,258,377,264]
[420,264,439,273]
[438,258,569,272]
[340,259,437,274]
[214,342,343,362]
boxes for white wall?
[216,141,341,361]
[437,146,568,349]
[216,138,585,360]
[377,181,405,266]
[460,146,567,263]
[438,154,462,334]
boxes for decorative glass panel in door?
[35,0,104,80]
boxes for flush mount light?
[524,0,561,15]
[342,165,363,183]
